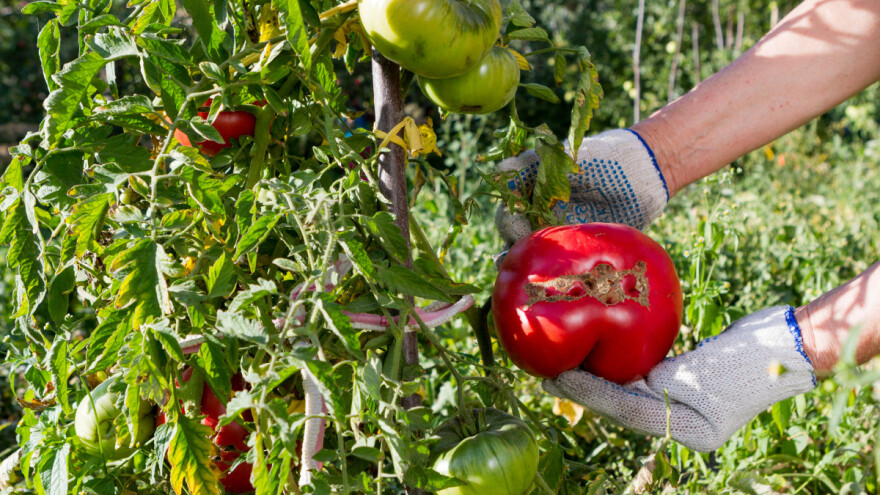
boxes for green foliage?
[0,0,598,493]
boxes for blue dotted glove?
[495,129,670,245]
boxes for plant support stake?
[371,51,422,409]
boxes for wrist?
[795,304,837,373]
[630,119,682,197]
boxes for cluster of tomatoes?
[359,0,520,115]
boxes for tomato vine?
[0,0,602,493]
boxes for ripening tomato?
[74,376,155,460]
[432,408,538,495]
[418,47,520,115]
[358,0,502,78]
[492,223,683,383]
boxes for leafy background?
[1,0,879,493]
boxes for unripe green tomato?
[432,409,539,495]
[358,0,502,78]
[418,47,520,115]
[74,377,155,460]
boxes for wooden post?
[371,51,422,409]
[372,48,424,495]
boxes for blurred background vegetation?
[2,0,879,491]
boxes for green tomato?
[74,377,155,460]
[418,47,521,115]
[432,408,539,495]
[358,0,502,78]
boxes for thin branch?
[692,23,701,84]
[668,0,687,103]
[711,0,724,51]
[734,4,745,55]
[633,0,646,123]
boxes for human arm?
[498,0,880,244]
[636,0,880,196]
[798,261,880,372]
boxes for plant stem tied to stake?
[372,48,426,495]
[371,51,421,408]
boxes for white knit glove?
[543,306,817,452]
[495,129,669,245]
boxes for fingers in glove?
[543,370,728,452]
[495,204,532,246]
[498,150,540,194]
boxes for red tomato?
[174,100,265,156]
[492,223,683,383]
[174,111,256,156]
[156,370,254,493]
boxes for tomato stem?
[319,0,357,20]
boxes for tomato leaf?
[216,310,269,345]
[376,266,454,304]
[34,443,69,495]
[403,465,464,492]
[568,46,603,164]
[273,0,311,69]
[43,51,106,145]
[87,30,140,60]
[235,213,280,259]
[67,193,111,257]
[0,194,46,318]
[318,293,363,359]
[554,53,566,86]
[533,140,575,214]
[521,83,560,104]
[47,339,70,414]
[86,310,131,373]
[168,416,223,495]
[508,27,550,43]
[108,239,172,329]
[205,253,238,299]
[47,266,75,323]
[363,211,410,266]
[37,21,60,92]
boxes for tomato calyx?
[524,261,650,307]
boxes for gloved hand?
[495,129,670,246]
[542,306,817,452]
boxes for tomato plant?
[0,0,604,493]
[432,409,539,495]
[358,0,502,78]
[418,47,521,114]
[492,223,683,382]
[74,377,155,460]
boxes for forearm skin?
[796,262,880,372]
[631,0,880,196]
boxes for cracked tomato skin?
[492,223,683,383]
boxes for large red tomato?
[492,223,683,383]
[156,369,254,493]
